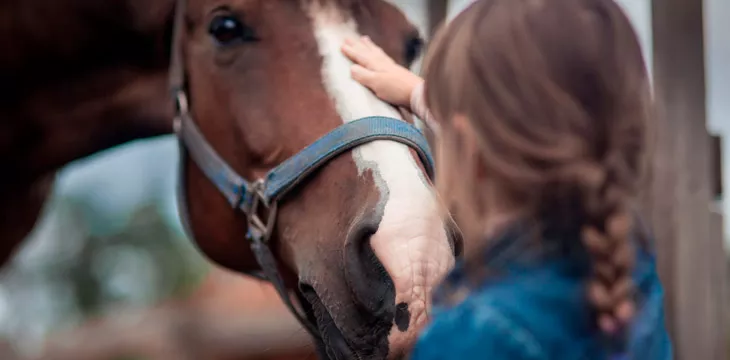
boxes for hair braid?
[568,157,637,335]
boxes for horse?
[1,0,461,358]
[0,0,176,264]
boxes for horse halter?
[168,0,436,340]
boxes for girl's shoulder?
[411,240,672,360]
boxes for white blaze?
[306,3,456,352]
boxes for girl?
[342,0,673,358]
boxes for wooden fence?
[650,0,728,358]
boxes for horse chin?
[318,316,360,360]
[298,289,363,360]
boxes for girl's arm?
[409,81,440,134]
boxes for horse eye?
[404,35,424,64]
[208,14,258,46]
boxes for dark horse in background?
[0,1,460,359]
[0,0,174,260]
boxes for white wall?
[447,0,653,68]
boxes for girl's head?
[423,0,651,334]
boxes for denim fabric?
[411,221,673,360]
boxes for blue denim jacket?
[411,220,673,360]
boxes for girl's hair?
[423,0,652,335]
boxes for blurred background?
[0,0,727,359]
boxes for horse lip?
[298,284,362,360]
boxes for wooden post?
[650,0,728,359]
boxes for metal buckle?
[245,179,278,244]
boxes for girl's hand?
[341,36,424,108]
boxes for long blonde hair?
[423,0,652,334]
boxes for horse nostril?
[344,221,396,317]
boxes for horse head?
[174,0,461,358]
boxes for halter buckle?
[245,180,278,244]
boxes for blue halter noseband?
[168,0,435,341]
[178,104,434,214]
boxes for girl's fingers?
[350,64,376,87]
[362,36,385,54]
[343,36,395,71]
[361,36,395,65]
[341,43,373,68]
[361,35,376,49]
